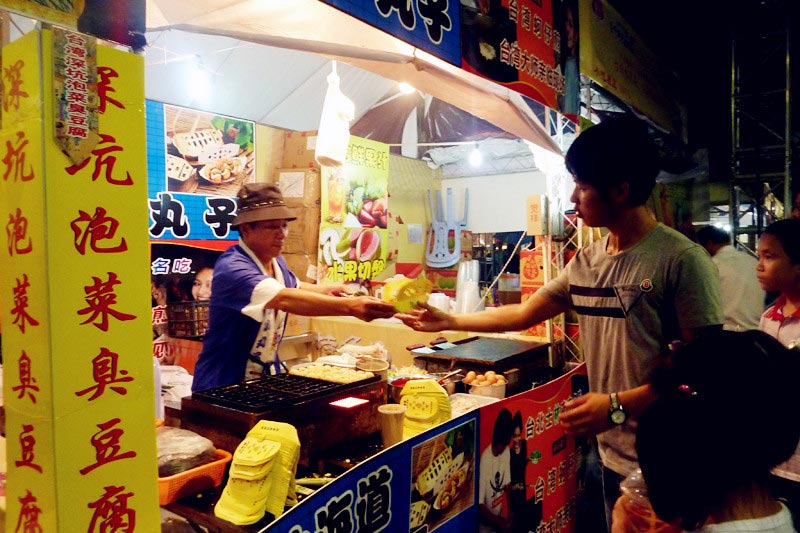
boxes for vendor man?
[192,183,397,391]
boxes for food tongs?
[425,188,468,268]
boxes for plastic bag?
[157,426,218,477]
[611,469,681,533]
[315,63,354,167]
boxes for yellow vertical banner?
[318,136,389,286]
[0,28,159,531]
[1,29,57,531]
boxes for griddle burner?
[191,373,377,412]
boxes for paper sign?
[527,194,544,235]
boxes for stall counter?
[308,316,550,368]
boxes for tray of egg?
[463,370,507,399]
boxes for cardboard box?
[274,168,320,208]
[520,248,546,286]
[285,206,321,255]
[284,252,318,283]
[282,130,319,169]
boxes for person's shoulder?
[649,224,707,255]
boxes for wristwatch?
[608,393,627,425]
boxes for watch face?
[610,410,627,425]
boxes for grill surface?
[191,373,376,412]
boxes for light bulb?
[468,147,483,167]
[398,82,416,94]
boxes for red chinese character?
[16,490,43,532]
[65,56,87,69]
[75,347,133,401]
[88,485,136,533]
[153,339,169,360]
[12,351,39,403]
[64,44,86,57]
[3,59,29,112]
[77,272,137,331]
[152,306,168,325]
[67,126,88,138]
[66,33,85,46]
[65,133,133,186]
[71,207,128,255]
[98,67,124,113]
[80,418,137,475]
[6,208,32,255]
[11,273,39,333]
[16,424,43,473]
[2,131,35,182]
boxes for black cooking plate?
[191,373,377,412]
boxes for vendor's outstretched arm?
[397,290,569,333]
[268,287,396,322]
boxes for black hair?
[762,218,800,265]
[492,407,514,447]
[637,330,800,530]
[511,410,523,432]
[695,225,730,246]
[564,116,660,206]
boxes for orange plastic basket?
[158,449,232,505]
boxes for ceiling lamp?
[468,146,483,168]
[398,82,416,94]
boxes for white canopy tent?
[144,0,562,155]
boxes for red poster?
[460,0,580,117]
[477,363,587,532]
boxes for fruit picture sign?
[318,136,389,285]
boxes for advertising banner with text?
[0,28,159,531]
[579,0,682,135]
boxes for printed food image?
[200,157,246,184]
[479,41,496,60]
[409,422,475,531]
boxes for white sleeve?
[241,277,284,322]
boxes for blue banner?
[320,0,461,66]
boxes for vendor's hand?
[351,296,397,322]
[396,302,452,332]
[560,392,613,437]
[323,283,354,297]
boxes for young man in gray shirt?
[399,116,723,531]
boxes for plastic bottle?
[613,468,681,533]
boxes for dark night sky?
[608,1,733,175]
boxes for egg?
[485,370,496,380]
[464,371,477,384]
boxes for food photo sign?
[146,101,255,242]
[318,135,389,286]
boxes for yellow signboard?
[0,27,159,530]
[1,0,85,27]
[579,0,683,135]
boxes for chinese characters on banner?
[320,0,462,66]
[0,28,160,531]
[265,364,587,531]
[460,0,580,117]
[476,363,587,532]
[52,26,100,165]
[318,136,389,286]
